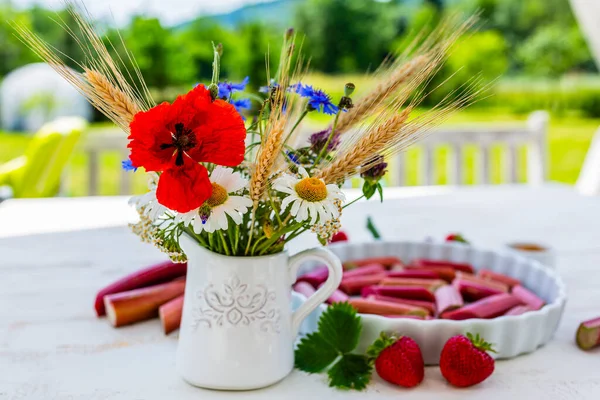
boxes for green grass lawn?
[0,108,596,196]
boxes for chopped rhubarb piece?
[296,266,329,287]
[504,305,534,316]
[455,271,509,292]
[511,285,545,310]
[380,277,446,291]
[361,286,436,302]
[412,258,475,274]
[576,317,600,350]
[435,285,464,315]
[293,281,316,298]
[94,260,187,316]
[383,314,426,320]
[369,294,436,315]
[453,278,504,301]
[159,295,184,335]
[405,265,456,282]
[343,263,386,279]
[104,280,186,327]
[339,273,387,295]
[441,293,522,320]
[345,257,403,269]
[348,298,429,317]
[478,269,521,288]
[317,282,350,304]
[387,269,439,280]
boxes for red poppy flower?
[128,85,246,212]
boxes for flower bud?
[285,28,295,41]
[344,82,355,97]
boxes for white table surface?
[1,184,600,399]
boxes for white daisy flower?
[129,173,168,221]
[177,166,252,234]
[273,166,345,225]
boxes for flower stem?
[315,109,341,165]
[218,231,231,256]
[257,222,303,255]
[283,109,309,146]
[343,194,365,209]
[269,194,283,226]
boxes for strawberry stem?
[466,332,497,354]
[366,332,398,362]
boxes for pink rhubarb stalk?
[435,285,464,315]
[379,277,447,291]
[317,282,350,304]
[504,304,534,316]
[576,316,600,350]
[511,285,545,310]
[348,298,429,317]
[387,269,439,280]
[344,257,403,269]
[296,266,329,287]
[94,260,187,316]
[383,314,426,320]
[453,278,504,301]
[104,280,186,327]
[455,271,509,292]
[405,265,456,282]
[441,293,522,320]
[361,286,436,302]
[368,294,436,315]
[478,269,521,288]
[159,295,184,335]
[411,258,475,274]
[339,273,387,295]
[293,281,317,298]
[342,263,386,279]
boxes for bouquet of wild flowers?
[15,6,478,261]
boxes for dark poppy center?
[160,123,198,166]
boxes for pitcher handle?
[289,247,343,337]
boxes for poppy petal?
[156,158,212,213]
[190,99,246,166]
[128,102,175,172]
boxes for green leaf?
[295,332,339,373]
[366,332,397,361]
[318,302,362,354]
[362,180,376,200]
[366,216,381,240]
[376,183,384,202]
[327,354,373,390]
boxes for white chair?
[576,127,600,196]
[392,111,549,186]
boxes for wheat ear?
[335,56,427,135]
[318,108,411,183]
[84,69,141,128]
[249,119,286,203]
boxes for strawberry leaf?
[295,332,340,373]
[327,354,372,390]
[318,302,362,354]
[366,332,397,361]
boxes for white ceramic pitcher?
[176,234,343,390]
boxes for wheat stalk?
[249,119,286,203]
[318,108,411,183]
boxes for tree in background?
[295,0,400,73]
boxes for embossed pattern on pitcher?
[191,275,281,333]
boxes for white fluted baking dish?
[295,241,566,365]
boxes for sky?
[11,0,270,26]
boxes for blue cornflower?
[218,76,249,99]
[295,84,339,115]
[121,159,137,172]
[231,98,251,120]
[286,151,300,164]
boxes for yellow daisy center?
[206,183,229,207]
[294,177,328,202]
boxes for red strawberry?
[367,333,424,388]
[445,233,469,244]
[440,333,496,387]
[330,231,349,243]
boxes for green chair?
[0,117,87,198]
